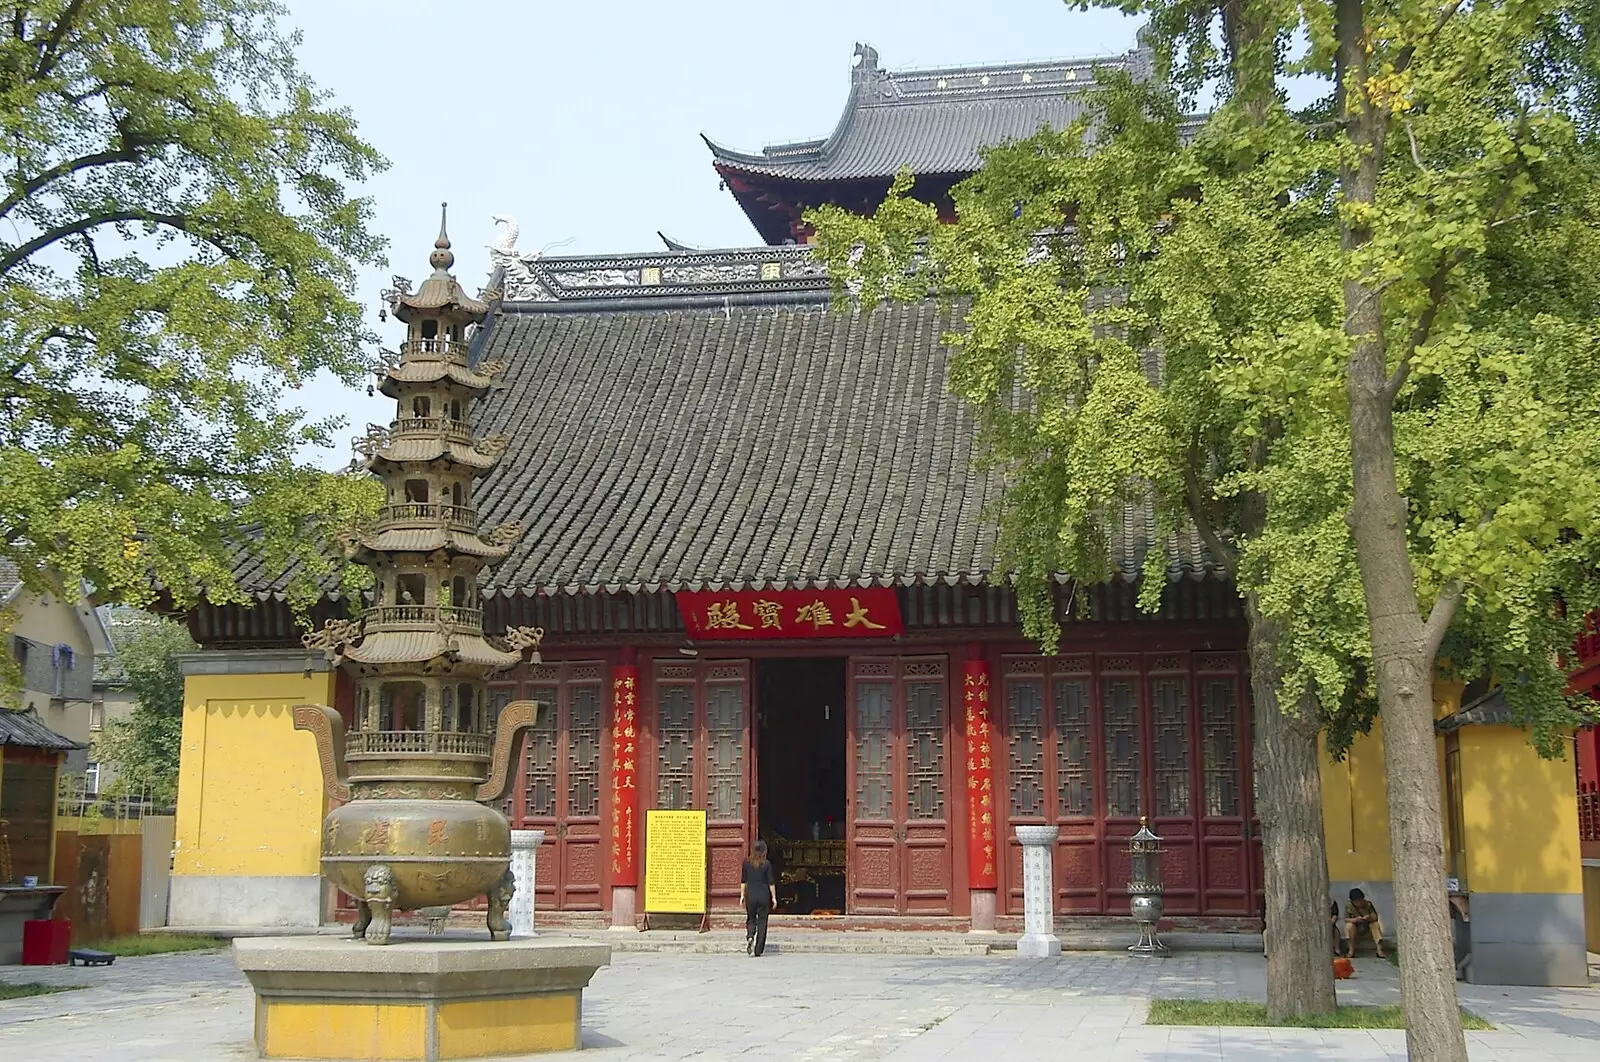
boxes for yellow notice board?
[644,809,707,914]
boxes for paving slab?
[0,942,1594,1060]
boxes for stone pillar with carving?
[963,653,998,932]
[509,829,543,936]
[609,655,641,930]
[1015,824,1061,957]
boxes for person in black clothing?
[741,839,777,957]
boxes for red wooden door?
[998,651,1251,917]
[648,661,751,911]
[501,662,605,911]
[847,657,954,915]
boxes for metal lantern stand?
[1127,816,1168,955]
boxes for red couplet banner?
[610,665,640,886]
[675,587,903,640]
[963,660,997,889]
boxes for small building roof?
[0,558,19,604]
[0,709,84,750]
[703,40,1150,184]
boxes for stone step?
[547,928,1264,956]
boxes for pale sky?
[282,1,1144,465]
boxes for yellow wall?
[1321,720,1394,882]
[173,671,336,878]
[1319,680,1581,897]
[1457,726,1582,895]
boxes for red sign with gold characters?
[963,660,997,890]
[610,665,640,886]
[675,588,902,640]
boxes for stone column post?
[509,829,543,937]
[1015,824,1061,957]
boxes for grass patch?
[1148,999,1492,1030]
[0,982,81,1001]
[79,933,225,957]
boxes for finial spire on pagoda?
[430,201,455,272]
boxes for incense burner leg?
[352,900,372,940]
[487,868,515,942]
[362,865,397,946]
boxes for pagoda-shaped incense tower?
[295,206,543,944]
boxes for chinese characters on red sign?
[675,588,903,640]
[610,665,640,885]
[963,660,997,889]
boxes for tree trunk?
[1345,322,1466,1062]
[1245,597,1337,1020]
[1337,0,1467,1055]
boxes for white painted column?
[1015,825,1061,958]
[509,829,544,937]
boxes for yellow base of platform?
[260,994,580,1059]
[234,934,611,1061]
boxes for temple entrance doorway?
[755,657,847,914]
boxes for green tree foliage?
[0,1,385,623]
[811,4,1600,1042]
[94,615,195,802]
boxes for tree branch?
[34,0,87,80]
[1182,449,1239,577]
[0,208,187,276]
[1393,0,1467,76]
[0,145,142,218]
[1422,581,1463,662]
[1383,106,1535,402]
[1383,251,1458,401]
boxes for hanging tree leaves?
[811,3,1600,1041]
[0,0,385,620]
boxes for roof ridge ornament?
[490,214,519,256]
[852,42,879,78]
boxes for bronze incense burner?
[294,207,544,944]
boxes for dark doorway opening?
[755,657,847,914]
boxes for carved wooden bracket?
[475,699,545,802]
[293,703,351,803]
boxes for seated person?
[1330,900,1348,956]
[1344,888,1387,958]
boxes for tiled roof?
[703,41,1149,182]
[467,297,1218,596]
[0,709,83,750]
[0,558,19,601]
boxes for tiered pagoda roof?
[326,210,527,674]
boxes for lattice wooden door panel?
[645,661,750,911]
[502,662,605,911]
[996,651,1252,916]
[846,657,953,915]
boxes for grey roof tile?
[0,709,83,750]
[704,46,1143,182]
[222,287,1224,600]
[465,298,1220,596]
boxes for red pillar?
[609,649,641,929]
[963,649,998,932]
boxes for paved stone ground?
[1,944,1595,1060]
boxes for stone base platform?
[234,935,611,1060]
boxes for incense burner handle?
[475,699,545,803]
[293,703,352,802]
